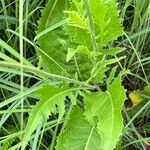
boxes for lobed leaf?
[21,85,75,150]
[37,0,70,75]
[89,0,123,46]
[84,75,127,150]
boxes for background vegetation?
[0,0,150,149]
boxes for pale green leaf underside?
[56,107,101,150]
[84,75,127,150]
[66,48,77,62]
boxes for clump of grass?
[0,0,150,149]
[119,0,150,149]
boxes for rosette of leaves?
[21,0,127,150]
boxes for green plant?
[118,1,150,149]
[0,0,134,150]
[20,0,128,150]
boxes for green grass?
[119,0,150,149]
[0,0,150,149]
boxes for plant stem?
[0,61,95,89]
